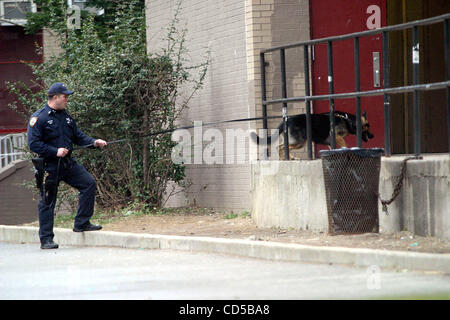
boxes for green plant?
[241,210,251,217]
[225,213,238,220]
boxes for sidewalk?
[1,225,449,274]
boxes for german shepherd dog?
[250,111,374,159]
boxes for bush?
[8,1,208,209]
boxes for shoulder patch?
[29,117,38,127]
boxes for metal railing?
[260,13,450,159]
[0,133,27,169]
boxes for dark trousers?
[38,161,96,243]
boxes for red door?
[310,0,386,155]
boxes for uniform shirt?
[28,104,95,162]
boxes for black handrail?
[261,13,450,53]
[263,82,450,104]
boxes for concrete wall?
[251,155,449,239]
[146,0,310,209]
[251,160,328,230]
[379,155,449,239]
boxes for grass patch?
[225,213,239,219]
[53,210,122,229]
[241,210,251,217]
[30,206,249,229]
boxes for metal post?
[327,41,336,149]
[304,45,313,159]
[444,19,450,154]
[260,52,268,131]
[382,31,391,155]
[260,52,268,158]
[280,49,290,160]
[354,37,362,148]
[412,26,421,156]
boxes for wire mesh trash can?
[320,148,384,235]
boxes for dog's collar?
[335,113,349,119]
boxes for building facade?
[146,0,449,210]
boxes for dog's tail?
[250,125,282,145]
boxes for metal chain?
[379,156,422,214]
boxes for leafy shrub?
[8,1,208,209]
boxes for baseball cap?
[48,82,74,95]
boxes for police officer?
[28,82,107,249]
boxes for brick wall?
[147,0,252,210]
[42,28,63,61]
[147,0,310,210]
[0,160,38,225]
[247,0,310,159]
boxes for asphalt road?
[1,242,449,300]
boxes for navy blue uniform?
[28,104,97,243]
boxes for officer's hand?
[57,148,69,157]
[94,139,107,148]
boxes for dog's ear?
[343,114,356,133]
[363,110,367,118]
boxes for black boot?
[40,240,59,249]
[73,223,102,232]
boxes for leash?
[73,114,287,151]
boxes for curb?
[1,225,449,273]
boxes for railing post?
[304,45,313,159]
[0,133,26,169]
[412,26,421,156]
[260,52,268,131]
[0,138,3,169]
[280,48,290,160]
[354,37,362,148]
[327,41,336,149]
[382,31,391,156]
[260,52,269,158]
